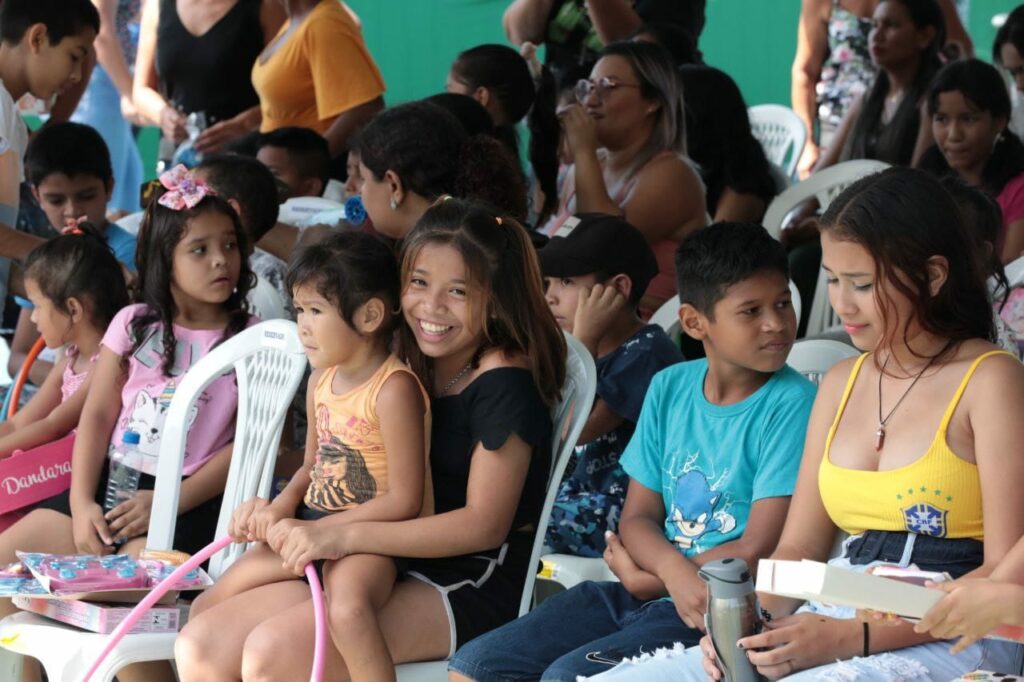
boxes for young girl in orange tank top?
[583,167,1024,681]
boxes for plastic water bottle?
[103,431,144,513]
[699,558,767,682]
[171,111,208,169]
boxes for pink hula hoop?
[81,535,328,682]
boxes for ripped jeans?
[584,532,1024,681]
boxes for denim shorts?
[585,532,1023,682]
[448,580,702,682]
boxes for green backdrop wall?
[140,0,1024,178]
[345,0,1021,108]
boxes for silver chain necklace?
[438,361,474,397]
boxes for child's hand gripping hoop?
[81,535,328,682]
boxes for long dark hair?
[355,101,528,221]
[398,198,566,406]
[24,223,129,332]
[844,0,944,164]
[938,176,1009,310]
[921,59,1024,197]
[450,44,560,222]
[820,167,994,360]
[993,5,1024,66]
[678,65,776,216]
[132,192,254,376]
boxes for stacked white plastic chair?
[785,339,860,386]
[748,104,808,179]
[0,320,307,681]
[395,331,597,681]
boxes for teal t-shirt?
[103,222,137,272]
[621,359,816,557]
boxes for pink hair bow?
[157,164,215,211]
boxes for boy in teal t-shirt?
[449,222,816,682]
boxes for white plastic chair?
[785,339,860,386]
[114,211,144,237]
[748,104,808,179]
[395,331,598,682]
[762,160,890,240]
[0,320,308,682]
[1004,255,1024,288]
[0,336,13,387]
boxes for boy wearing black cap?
[540,213,683,557]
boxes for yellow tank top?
[304,354,431,513]
[818,350,1011,540]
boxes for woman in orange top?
[251,0,385,158]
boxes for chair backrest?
[248,274,290,322]
[517,332,597,616]
[785,339,860,385]
[0,337,12,388]
[147,320,308,578]
[1005,255,1024,289]
[748,104,807,179]
[762,159,890,240]
[648,282,802,343]
[114,211,145,237]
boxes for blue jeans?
[448,581,702,682]
[585,532,1024,681]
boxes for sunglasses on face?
[574,77,641,104]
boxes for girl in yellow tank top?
[647,168,1024,682]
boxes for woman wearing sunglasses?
[541,41,706,318]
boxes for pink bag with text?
[0,433,75,531]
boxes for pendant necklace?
[875,344,950,451]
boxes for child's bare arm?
[0,358,88,457]
[290,433,533,563]
[69,347,127,552]
[0,146,40,259]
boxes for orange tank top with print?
[818,350,1012,540]
[304,354,431,513]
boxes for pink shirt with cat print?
[100,304,255,476]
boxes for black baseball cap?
[539,213,658,295]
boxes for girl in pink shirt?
[0,165,255,582]
[0,225,128,458]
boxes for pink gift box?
[0,433,75,519]
[13,595,182,634]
